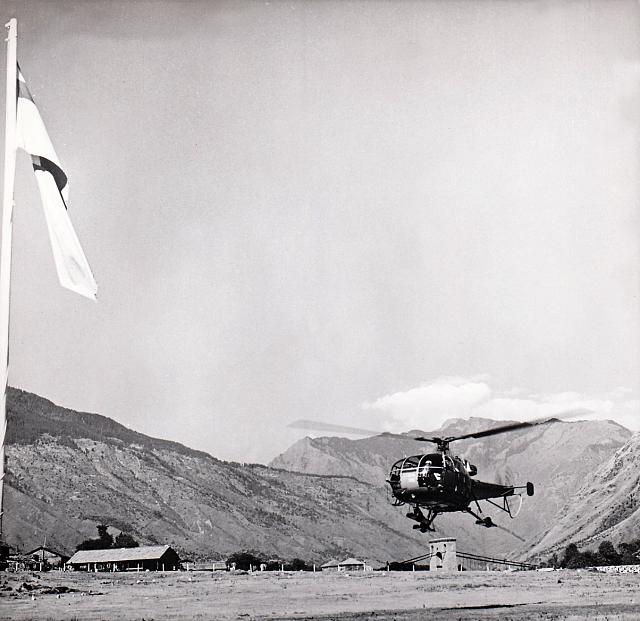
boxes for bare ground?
[0,569,638,620]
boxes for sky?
[0,0,638,463]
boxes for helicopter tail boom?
[470,479,518,501]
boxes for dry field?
[0,569,638,620]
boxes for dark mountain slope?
[7,388,210,459]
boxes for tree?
[597,540,620,566]
[96,524,113,548]
[115,532,139,548]
[288,558,310,571]
[561,543,581,568]
[76,524,114,551]
[619,540,640,565]
[581,550,599,568]
[227,551,264,571]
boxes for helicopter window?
[424,453,443,468]
[402,456,420,470]
[417,455,432,479]
[389,460,403,480]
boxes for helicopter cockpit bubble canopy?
[389,454,444,491]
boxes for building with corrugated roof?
[67,545,180,572]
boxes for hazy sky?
[1,1,638,463]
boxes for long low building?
[67,545,180,572]
[321,557,372,572]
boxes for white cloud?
[363,376,491,431]
[363,377,640,433]
[608,399,640,431]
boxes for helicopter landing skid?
[466,507,495,528]
[406,506,438,533]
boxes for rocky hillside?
[5,388,635,565]
[271,416,633,560]
[527,432,640,557]
[2,388,424,564]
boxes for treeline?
[543,539,640,569]
[226,550,312,571]
[76,524,139,551]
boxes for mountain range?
[271,416,637,561]
[3,388,431,564]
[4,387,638,564]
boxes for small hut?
[338,558,371,572]
[26,546,69,569]
[320,559,340,571]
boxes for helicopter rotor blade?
[288,419,407,440]
[443,408,593,443]
[290,407,592,444]
[491,522,526,542]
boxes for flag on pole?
[15,66,97,300]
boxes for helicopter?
[290,410,590,534]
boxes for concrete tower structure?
[429,538,458,572]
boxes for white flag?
[16,67,97,300]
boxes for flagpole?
[0,17,17,539]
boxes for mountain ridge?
[527,432,640,556]
[7,387,215,462]
[4,387,636,564]
[3,388,433,564]
[270,416,635,560]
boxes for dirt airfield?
[0,568,638,620]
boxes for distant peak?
[438,416,510,432]
[440,417,465,426]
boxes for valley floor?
[0,568,638,620]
